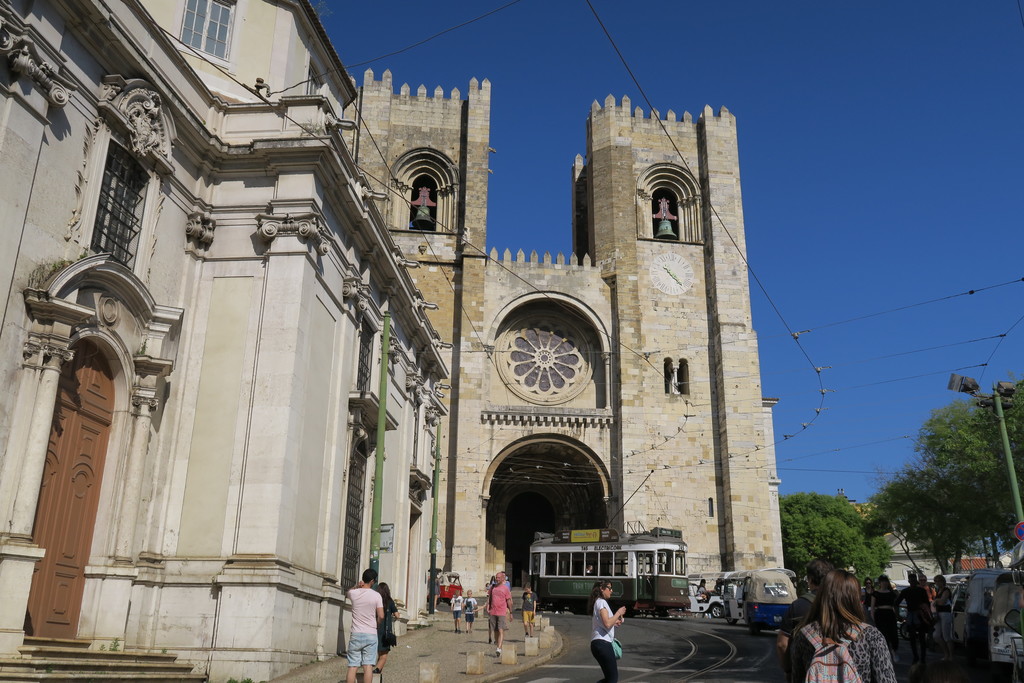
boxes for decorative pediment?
[97,75,175,174]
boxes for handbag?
[611,638,622,659]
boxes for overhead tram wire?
[756,276,1024,341]
[581,0,826,443]
[979,310,1024,382]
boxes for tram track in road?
[617,617,738,682]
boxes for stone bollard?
[539,616,550,631]
[538,630,554,649]
[419,661,439,682]
[500,647,518,665]
[466,651,486,674]
[524,636,539,656]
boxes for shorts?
[522,610,535,625]
[489,613,508,632]
[935,611,953,642]
[466,612,475,623]
[346,632,378,668]
[453,610,462,619]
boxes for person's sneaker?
[495,648,502,657]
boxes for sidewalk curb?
[477,628,566,682]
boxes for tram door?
[636,551,655,602]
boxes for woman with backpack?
[789,569,897,683]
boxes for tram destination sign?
[554,528,620,544]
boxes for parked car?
[989,572,1024,680]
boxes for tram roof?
[530,531,687,551]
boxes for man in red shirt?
[487,570,514,657]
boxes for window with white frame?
[91,142,149,269]
[180,0,233,59]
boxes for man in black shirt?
[895,573,932,663]
[775,558,834,682]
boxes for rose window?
[499,319,593,404]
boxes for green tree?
[870,385,1023,569]
[780,492,891,579]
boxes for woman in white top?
[589,581,626,683]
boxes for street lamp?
[948,374,1022,523]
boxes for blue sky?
[324,1,1024,504]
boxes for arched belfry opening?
[484,436,609,586]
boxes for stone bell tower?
[572,95,782,570]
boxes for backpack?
[802,623,863,683]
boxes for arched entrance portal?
[486,437,609,586]
[26,340,115,638]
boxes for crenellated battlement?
[487,247,596,269]
[589,94,733,129]
[361,68,490,103]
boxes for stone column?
[10,342,73,537]
[112,356,171,562]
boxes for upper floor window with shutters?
[180,0,233,60]
[91,142,149,269]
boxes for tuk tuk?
[438,571,462,603]
[723,568,796,635]
[687,571,733,619]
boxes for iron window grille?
[356,320,374,393]
[91,143,148,269]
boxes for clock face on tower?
[650,253,695,296]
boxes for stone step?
[0,672,206,681]
[0,657,198,673]
[17,647,183,664]
[20,639,90,651]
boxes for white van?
[958,568,1009,664]
[990,573,1024,679]
[686,571,733,619]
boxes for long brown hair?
[587,581,610,615]
[801,569,866,642]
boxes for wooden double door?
[26,341,114,639]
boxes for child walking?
[464,590,477,634]
[451,592,464,633]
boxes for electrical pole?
[369,312,391,574]
[428,422,441,614]
[992,383,1023,523]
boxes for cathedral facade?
[353,72,784,593]
[0,0,781,678]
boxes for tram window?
[637,551,654,576]
[657,551,671,575]
[674,553,685,575]
[613,552,628,576]
[558,553,571,576]
[545,553,556,576]
[571,552,584,576]
[598,552,613,576]
[532,554,542,575]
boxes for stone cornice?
[481,406,614,428]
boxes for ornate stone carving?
[3,37,75,108]
[424,405,440,427]
[131,392,160,412]
[98,296,119,325]
[405,372,423,394]
[22,340,74,365]
[496,315,594,406]
[185,212,216,245]
[256,213,330,255]
[118,87,166,157]
[342,276,370,312]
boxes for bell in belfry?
[652,197,677,239]
[410,186,437,230]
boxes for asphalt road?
[496,613,995,683]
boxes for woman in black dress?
[871,575,899,661]
[374,582,400,675]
